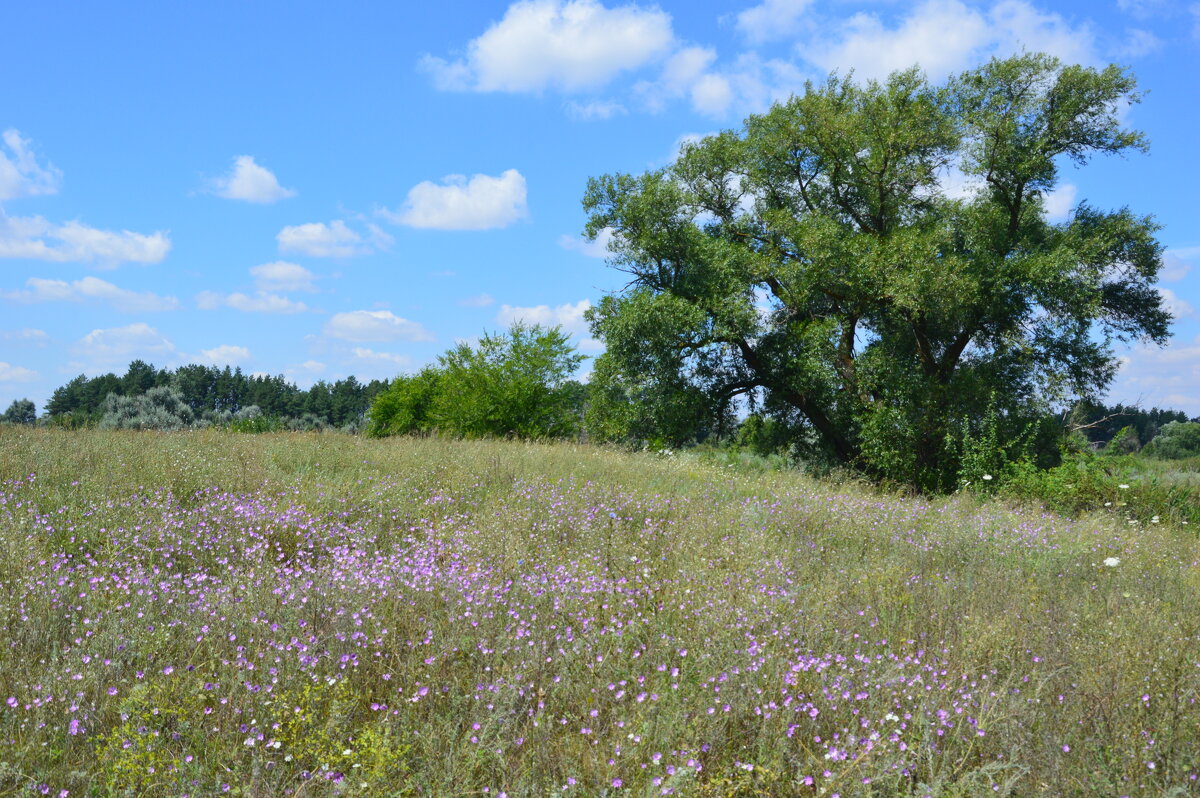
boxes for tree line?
[6,360,388,431]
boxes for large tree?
[582,54,1170,489]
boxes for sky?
[1,0,1198,415]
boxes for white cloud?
[497,298,592,335]
[1110,335,1200,417]
[559,226,615,258]
[803,0,1096,83]
[735,0,813,44]
[420,0,675,93]
[277,220,369,258]
[383,169,529,230]
[1162,247,1199,283]
[0,129,61,201]
[0,211,170,267]
[324,310,434,343]
[1114,28,1162,58]
[0,328,49,346]
[75,323,176,364]
[199,344,252,366]
[578,337,605,352]
[638,51,807,119]
[250,261,317,292]
[1158,287,1194,320]
[565,99,628,120]
[458,293,496,307]
[351,347,412,367]
[0,362,38,382]
[195,290,308,314]
[1042,183,1077,222]
[211,155,295,203]
[2,276,179,312]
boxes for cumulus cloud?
[324,310,434,343]
[1114,28,1162,58]
[458,293,496,307]
[250,261,317,292]
[211,155,295,203]
[0,362,38,382]
[195,290,308,314]
[74,323,176,364]
[420,0,675,93]
[1158,287,1194,320]
[277,220,370,258]
[2,276,179,312]
[0,211,170,267]
[1111,335,1200,417]
[558,226,616,258]
[0,328,49,345]
[735,0,814,43]
[0,129,61,200]
[637,51,806,118]
[565,99,628,120]
[351,347,412,367]
[804,0,1096,82]
[1162,247,1198,283]
[382,169,529,230]
[198,344,252,366]
[1042,183,1077,222]
[496,298,591,335]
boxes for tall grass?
[1,428,1198,796]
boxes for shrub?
[98,386,196,430]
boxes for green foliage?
[1,398,36,425]
[366,367,442,437]
[1002,450,1200,525]
[1142,421,1200,460]
[99,386,197,430]
[1067,400,1189,447]
[368,323,585,440]
[1105,424,1142,455]
[581,53,1169,490]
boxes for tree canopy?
[367,323,586,439]
[582,53,1171,489]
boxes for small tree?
[367,324,585,440]
[1,398,36,425]
[99,386,196,430]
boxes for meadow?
[1,428,1198,797]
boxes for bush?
[1,398,36,425]
[1001,450,1199,526]
[98,386,196,430]
[1142,421,1200,460]
[368,324,585,440]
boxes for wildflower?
[1103,557,1120,568]
[982,474,993,481]
[244,737,256,747]
[1118,484,1130,490]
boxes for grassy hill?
[1,428,1197,796]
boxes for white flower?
[1151,516,1160,524]
[244,737,256,747]
[1118,484,1130,490]
[982,474,993,481]
[1103,557,1120,567]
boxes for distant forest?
[32,360,389,431]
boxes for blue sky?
[1,0,1198,414]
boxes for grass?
[1,427,1198,796]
